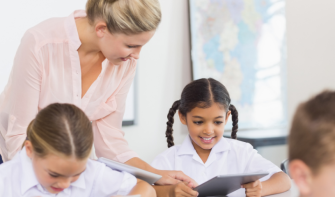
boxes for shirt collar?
[177,135,197,156]
[64,10,85,51]
[177,135,231,156]
[70,170,86,190]
[20,147,40,195]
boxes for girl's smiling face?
[179,103,231,151]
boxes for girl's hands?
[169,182,199,197]
[242,180,263,197]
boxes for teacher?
[0,0,196,186]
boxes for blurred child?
[0,103,155,197]
[289,91,335,197]
[152,78,291,197]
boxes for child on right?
[289,90,335,197]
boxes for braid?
[166,100,180,148]
[229,104,239,139]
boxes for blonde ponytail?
[86,0,161,34]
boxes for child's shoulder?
[223,137,255,152]
[155,144,181,159]
[151,144,181,170]
[0,153,21,179]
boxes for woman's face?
[25,142,87,194]
[98,29,155,65]
[179,103,231,151]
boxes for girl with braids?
[152,78,291,197]
[0,103,155,197]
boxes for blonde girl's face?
[25,142,87,194]
[179,103,231,151]
[95,21,156,65]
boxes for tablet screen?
[194,172,268,197]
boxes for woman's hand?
[242,180,262,197]
[125,158,198,187]
[155,170,198,187]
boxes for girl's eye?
[49,174,59,178]
[193,121,203,125]
[215,121,223,125]
[127,45,136,48]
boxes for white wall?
[124,0,335,166]
[123,0,192,163]
[286,0,335,120]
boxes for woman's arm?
[261,172,291,196]
[93,60,197,187]
[125,157,197,186]
[0,31,42,161]
[128,179,156,197]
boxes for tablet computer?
[194,172,268,197]
[98,157,162,185]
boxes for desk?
[227,180,298,197]
[266,180,298,197]
[223,128,288,149]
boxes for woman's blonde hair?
[86,0,161,34]
[26,103,93,159]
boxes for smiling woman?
[0,0,196,188]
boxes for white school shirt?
[0,148,137,197]
[151,136,281,196]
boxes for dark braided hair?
[165,78,239,148]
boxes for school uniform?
[151,136,282,196]
[0,147,137,197]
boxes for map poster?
[189,0,287,129]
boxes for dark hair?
[166,78,238,148]
[26,103,93,159]
[289,90,335,173]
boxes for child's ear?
[178,111,187,125]
[25,141,34,159]
[225,111,231,125]
[289,159,313,195]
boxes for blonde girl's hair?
[86,0,161,34]
[26,103,93,159]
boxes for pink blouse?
[0,10,138,162]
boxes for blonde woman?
[0,0,196,186]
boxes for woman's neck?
[191,139,212,164]
[75,17,102,57]
[75,17,105,73]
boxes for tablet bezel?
[98,157,162,185]
[194,172,269,197]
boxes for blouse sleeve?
[243,143,282,182]
[92,60,138,163]
[0,31,42,161]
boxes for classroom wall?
[286,0,335,121]
[123,0,192,163]
[124,0,335,166]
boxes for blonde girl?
[0,103,155,196]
